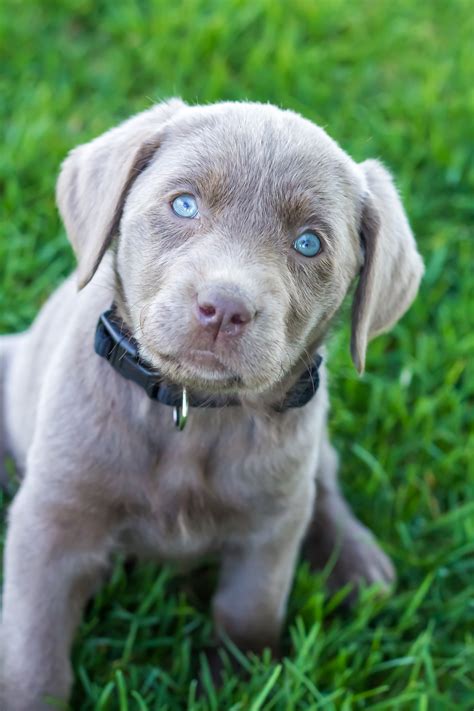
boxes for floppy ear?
[56,98,186,289]
[351,159,424,373]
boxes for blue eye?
[171,194,199,218]
[293,231,322,257]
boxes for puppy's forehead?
[158,103,360,214]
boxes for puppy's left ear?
[351,160,424,373]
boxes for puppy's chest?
[126,415,314,560]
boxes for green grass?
[1,0,473,708]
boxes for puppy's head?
[57,100,423,395]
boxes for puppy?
[0,99,423,710]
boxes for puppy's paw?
[304,519,396,603]
[332,526,395,591]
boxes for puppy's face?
[116,105,363,395]
[57,100,423,391]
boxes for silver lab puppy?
[0,99,423,710]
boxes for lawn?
[1,0,473,709]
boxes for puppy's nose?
[195,287,255,337]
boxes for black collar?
[95,307,322,429]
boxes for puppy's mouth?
[152,348,244,393]
[184,349,229,371]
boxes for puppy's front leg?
[0,483,111,711]
[212,503,313,656]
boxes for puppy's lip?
[153,348,227,370]
[186,349,227,370]
[175,349,237,380]
[150,347,239,383]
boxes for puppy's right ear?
[56,99,186,289]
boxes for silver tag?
[173,387,189,430]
